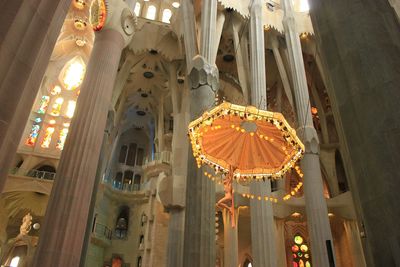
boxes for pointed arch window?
[56,128,69,150]
[37,96,50,114]
[162,9,172,23]
[146,5,157,20]
[26,119,41,146]
[134,2,141,16]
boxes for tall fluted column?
[282,0,335,266]
[275,219,287,267]
[222,209,238,267]
[249,1,277,266]
[0,0,70,191]
[182,0,219,266]
[344,221,367,267]
[32,2,134,264]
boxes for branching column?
[0,0,70,191]
[31,2,134,265]
[248,1,277,266]
[166,63,190,267]
[282,0,335,266]
[182,0,220,266]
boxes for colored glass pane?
[38,96,50,114]
[51,97,64,116]
[34,118,42,123]
[61,56,86,90]
[41,127,55,148]
[293,262,298,267]
[294,235,303,245]
[66,100,76,118]
[51,85,62,95]
[26,124,40,146]
[56,128,69,150]
[292,234,311,266]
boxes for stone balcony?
[142,151,172,179]
[90,222,112,247]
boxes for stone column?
[222,209,238,267]
[309,1,400,265]
[275,219,287,267]
[0,0,70,192]
[182,0,219,266]
[270,35,294,109]
[157,95,165,152]
[281,0,335,266]
[31,2,134,265]
[248,1,278,266]
[166,64,189,267]
[344,221,367,267]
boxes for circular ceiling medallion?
[223,54,235,62]
[143,72,154,78]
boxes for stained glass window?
[146,5,157,20]
[51,97,64,116]
[162,9,172,23]
[26,120,41,146]
[56,128,69,150]
[134,2,141,16]
[60,56,86,90]
[66,100,76,118]
[38,96,50,114]
[51,85,62,95]
[292,234,311,267]
[41,126,55,148]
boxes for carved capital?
[296,126,320,154]
[188,55,219,92]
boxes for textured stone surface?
[308,0,400,266]
[31,29,125,267]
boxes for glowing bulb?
[172,2,180,8]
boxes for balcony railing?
[9,167,56,181]
[27,169,56,180]
[110,180,141,192]
[93,223,112,241]
[144,151,172,165]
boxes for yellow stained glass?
[41,127,55,148]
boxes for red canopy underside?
[201,116,298,176]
